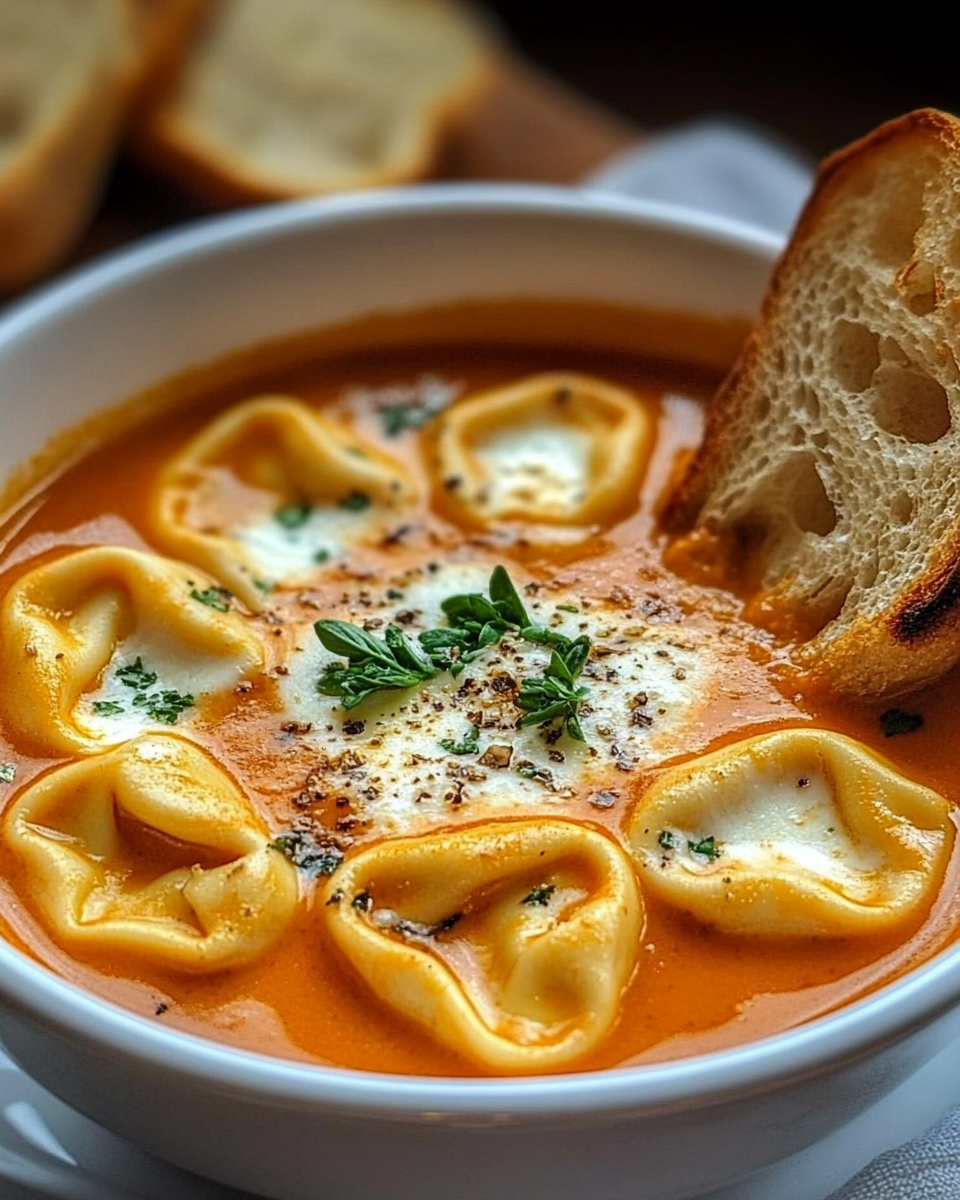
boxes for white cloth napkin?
[585,118,960,1200]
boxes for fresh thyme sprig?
[314,567,592,742]
[418,565,566,675]
[516,635,591,742]
[314,620,436,710]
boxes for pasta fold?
[0,546,263,755]
[153,394,412,608]
[324,819,643,1072]
[626,729,954,935]
[3,734,298,970]
[433,372,653,533]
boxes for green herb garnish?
[880,708,924,737]
[313,548,331,564]
[275,502,313,529]
[556,603,579,613]
[132,689,195,724]
[516,635,591,742]
[339,491,371,512]
[0,763,15,784]
[93,701,125,716]
[271,832,343,876]
[418,565,561,675]
[379,405,436,437]
[688,835,722,860]
[116,657,157,690]
[190,586,231,612]
[314,620,436,709]
[659,830,722,859]
[522,884,556,906]
[439,724,480,755]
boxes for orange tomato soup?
[1,301,958,1077]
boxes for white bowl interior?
[2,188,958,1130]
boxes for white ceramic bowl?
[1,187,960,1200]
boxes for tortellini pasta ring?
[432,372,654,531]
[627,729,955,936]
[3,734,299,971]
[324,819,643,1072]
[153,395,413,609]
[0,546,264,756]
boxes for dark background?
[485,8,954,159]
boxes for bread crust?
[663,108,960,698]
[129,0,497,206]
[0,0,135,293]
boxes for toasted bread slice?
[126,0,209,102]
[131,0,494,204]
[0,0,134,293]
[663,108,960,699]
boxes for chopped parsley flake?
[271,832,343,876]
[516,762,553,784]
[313,548,331,564]
[659,831,722,860]
[338,490,371,512]
[92,664,194,725]
[439,724,480,755]
[132,689,195,724]
[275,502,313,529]
[116,657,157,690]
[556,603,579,613]
[880,708,924,737]
[379,405,435,437]
[190,586,232,612]
[522,884,556,906]
[0,763,15,784]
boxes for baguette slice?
[663,108,960,699]
[126,0,209,102]
[0,0,134,292]
[131,0,494,204]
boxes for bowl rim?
[1,182,958,1119]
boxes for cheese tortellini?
[153,394,413,609]
[627,729,954,935]
[433,372,653,534]
[0,547,264,755]
[324,819,643,1072]
[3,734,298,970]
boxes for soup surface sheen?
[1,302,958,1077]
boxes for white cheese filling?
[278,565,715,835]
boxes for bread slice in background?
[662,108,960,699]
[126,0,209,103]
[0,0,134,293]
[131,0,495,204]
